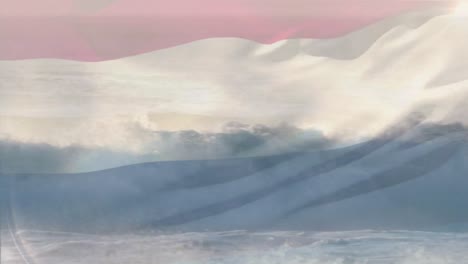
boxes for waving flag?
[2,1,468,263]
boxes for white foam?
[6,230,468,264]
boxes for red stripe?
[0,0,454,61]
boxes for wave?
[2,114,468,234]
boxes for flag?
[1,2,468,262]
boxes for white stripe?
[0,10,467,149]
